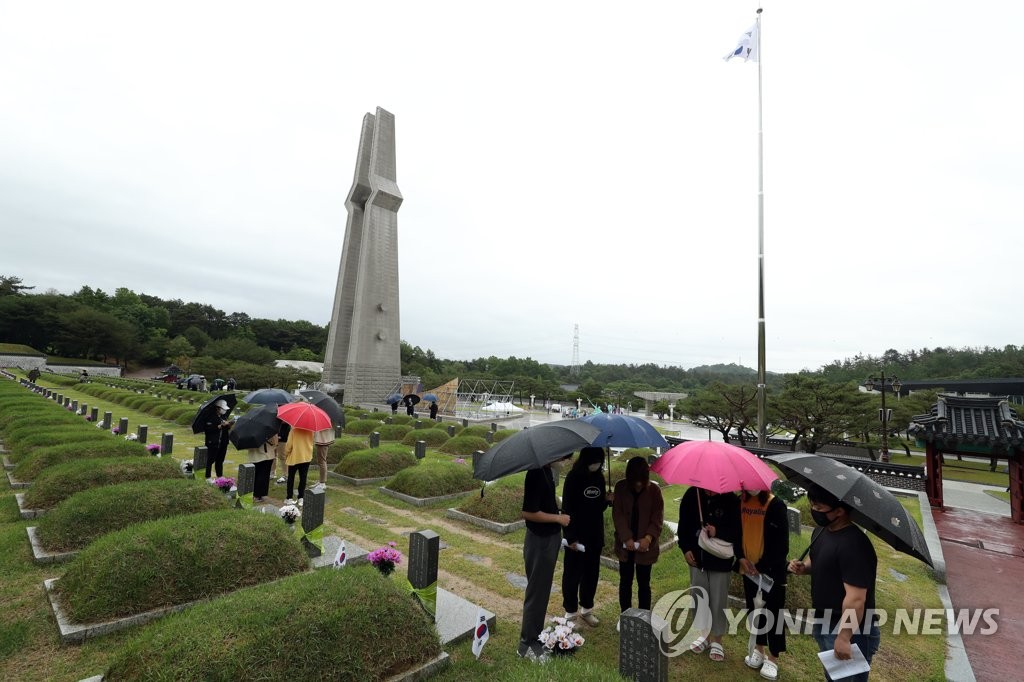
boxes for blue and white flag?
[471,608,490,659]
[724,22,759,62]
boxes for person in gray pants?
[517,456,572,660]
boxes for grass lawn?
[0,373,952,681]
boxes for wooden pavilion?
[908,395,1024,522]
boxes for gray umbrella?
[768,452,932,566]
[473,420,601,481]
[242,388,295,405]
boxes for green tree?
[773,375,871,453]
[0,275,34,296]
[681,382,759,444]
[55,308,136,362]
[166,335,196,369]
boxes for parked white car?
[550,403,562,413]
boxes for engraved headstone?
[161,432,174,457]
[462,418,469,428]
[787,506,801,535]
[71,400,78,411]
[386,417,394,425]
[90,407,99,422]
[447,425,456,437]
[137,425,148,443]
[619,608,668,682]
[472,450,485,472]
[80,402,87,416]
[236,463,255,508]
[408,530,439,591]
[490,423,497,432]
[415,441,427,460]
[102,411,112,429]
[415,420,424,429]
[193,446,208,479]
[485,431,493,444]
[301,487,326,558]
[369,432,380,448]
[118,417,128,436]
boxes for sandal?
[709,642,725,662]
[689,638,708,654]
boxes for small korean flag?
[471,608,489,659]
[333,539,347,568]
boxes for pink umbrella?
[651,440,778,493]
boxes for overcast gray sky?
[2,1,1020,373]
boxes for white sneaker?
[206,477,215,484]
[760,659,779,680]
[298,498,304,507]
[284,498,296,506]
[745,650,765,669]
[276,476,286,484]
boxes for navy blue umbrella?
[423,393,439,402]
[242,388,295,405]
[580,412,669,450]
[386,394,402,405]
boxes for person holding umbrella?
[429,400,438,420]
[561,446,611,627]
[517,453,573,662]
[612,456,664,626]
[203,399,233,481]
[284,426,314,506]
[788,485,880,681]
[678,484,741,662]
[738,488,789,680]
[247,433,278,503]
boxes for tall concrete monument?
[322,107,403,405]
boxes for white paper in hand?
[817,643,870,679]
[743,572,774,593]
[561,538,585,552]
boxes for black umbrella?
[229,404,283,450]
[473,420,601,481]
[768,452,933,567]
[403,394,421,407]
[243,388,295,405]
[191,393,238,434]
[298,389,345,428]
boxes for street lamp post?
[530,394,535,410]
[864,372,902,463]
[576,397,582,413]
[669,403,676,423]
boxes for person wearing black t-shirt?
[788,485,879,682]
[517,456,572,661]
[561,447,612,626]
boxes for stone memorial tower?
[322,107,403,405]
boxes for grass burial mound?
[54,510,308,623]
[400,427,451,447]
[13,438,148,480]
[456,474,526,524]
[439,434,490,456]
[6,428,111,462]
[35,478,229,552]
[2,411,86,437]
[343,418,386,435]
[387,460,478,498]
[105,566,442,681]
[376,423,412,441]
[335,445,416,479]
[22,456,182,509]
[326,437,368,464]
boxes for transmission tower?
[571,324,580,376]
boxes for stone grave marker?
[161,432,174,456]
[301,487,325,558]
[409,530,440,622]
[485,431,493,444]
[80,402,88,416]
[462,418,469,428]
[71,400,78,412]
[90,407,99,422]
[192,446,208,479]
[102,411,112,429]
[415,420,423,429]
[490,422,497,432]
[236,463,255,509]
[137,425,148,443]
[447,425,456,436]
[472,450,485,472]
[787,507,801,535]
[415,441,427,460]
[118,417,128,436]
[369,432,380,448]
[386,416,393,425]
[619,608,668,682]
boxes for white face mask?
[588,463,602,472]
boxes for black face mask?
[810,509,835,527]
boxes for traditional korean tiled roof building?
[909,395,1024,522]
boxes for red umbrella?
[651,440,778,493]
[276,402,333,432]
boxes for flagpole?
[755,6,767,449]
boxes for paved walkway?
[941,480,1009,516]
[933,502,1024,681]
